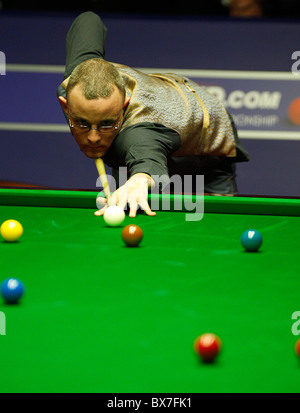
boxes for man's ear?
[123,96,130,113]
[58,96,68,114]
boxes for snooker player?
[57,12,250,218]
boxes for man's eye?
[79,120,89,127]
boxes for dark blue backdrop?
[0,11,300,196]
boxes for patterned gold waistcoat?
[113,63,237,158]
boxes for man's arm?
[96,122,181,217]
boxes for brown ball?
[121,224,143,247]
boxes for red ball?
[121,224,143,247]
[193,333,222,362]
[288,97,300,125]
[294,338,300,357]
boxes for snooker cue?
[95,158,112,206]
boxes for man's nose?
[87,129,101,144]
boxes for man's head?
[59,58,130,159]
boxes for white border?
[0,122,68,132]
[6,64,300,80]
[0,122,299,140]
[3,64,300,140]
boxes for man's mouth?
[85,145,105,151]
[82,145,107,158]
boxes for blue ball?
[1,278,25,304]
[241,229,263,252]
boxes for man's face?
[66,85,128,159]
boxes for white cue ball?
[103,206,125,227]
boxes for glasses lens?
[74,124,89,132]
[99,126,114,133]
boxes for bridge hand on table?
[94,173,156,218]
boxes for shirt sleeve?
[103,122,181,190]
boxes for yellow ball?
[0,219,23,242]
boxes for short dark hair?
[66,58,126,100]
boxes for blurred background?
[0,0,300,196]
[1,0,300,18]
